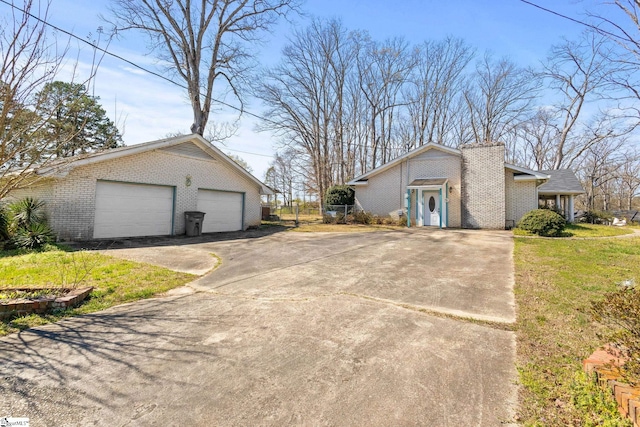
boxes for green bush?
[591,285,640,386]
[353,210,372,224]
[11,222,55,250]
[322,212,345,224]
[0,204,9,241]
[324,185,354,206]
[581,210,614,224]
[3,197,54,250]
[518,209,566,237]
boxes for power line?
[519,0,634,43]
[224,147,273,158]
[0,0,283,159]
[0,0,280,130]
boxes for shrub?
[395,216,407,227]
[353,210,373,224]
[324,185,354,206]
[539,204,565,218]
[518,209,566,237]
[591,285,640,386]
[11,222,55,250]
[0,203,9,241]
[4,197,54,249]
[322,212,345,224]
[9,197,47,230]
[322,214,335,224]
[581,210,613,224]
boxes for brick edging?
[0,287,93,319]
[583,345,640,426]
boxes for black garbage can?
[184,211,206,236]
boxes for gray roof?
[409,178,448,186]
[537,169,585,195]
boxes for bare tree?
[589,1,640,108]
[1,0,102,199]
[538,31,631,169]
[463,53,539,145]
[256,19,354,207]
[355,35,414,168]
[617,149,640,209]
[579,136,627,210]
[513,109,559,169]
[107,0,299,136]
[403,37,474,148]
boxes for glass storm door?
[423,191,440,226]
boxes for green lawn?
[514,235,639,425]
[0,246,195,335]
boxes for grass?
[514,234,639,425]
[513,223,634,238]
[0,245,195,336]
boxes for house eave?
[349,143,461,183]
[538,190,586,196]
[505,163,549,180]
[34,134,273,194]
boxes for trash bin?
[184,211,206,236]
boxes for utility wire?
[519,0,634,43]
[8,0,630,161]
[0,0,278,158]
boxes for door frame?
[422,190,441,227]
[93,179,176,238]
[407,180,448,228]
[196,188,245,232]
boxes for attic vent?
[161,142,214,160]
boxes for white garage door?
[197,189,243,233]
[94,181,174,238]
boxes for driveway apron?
[0,228,517,426]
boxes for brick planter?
[0,287,93,320]
[584,345,640,426]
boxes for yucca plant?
[0,203,9,241]
[9,197,47,230]
[6,198,53,249]
[11,222,54,250]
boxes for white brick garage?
[13,134,272,241]
[93,181,174,239]
[197,189,243,233]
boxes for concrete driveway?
[0,228,517,426]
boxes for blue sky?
[4,0,616,178]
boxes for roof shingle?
[538,169,585,195]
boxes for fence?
[261,205,322,226]
[323,205,356,224]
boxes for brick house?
[347,142,571,229]
[7,134,272,241]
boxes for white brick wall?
[12,149,262,241]
[354,148,462,227]
[460,143,506,229]
[505,170,538,227]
